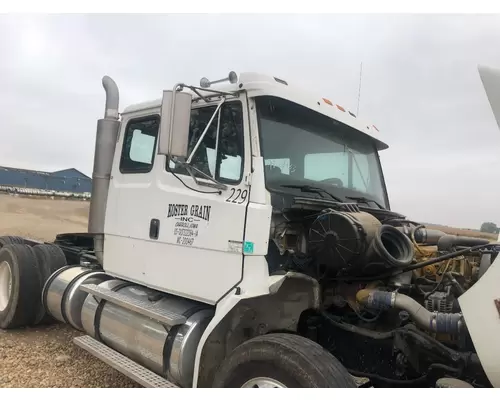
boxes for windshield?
[256,96,389,209]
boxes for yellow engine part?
[412,243,480,283]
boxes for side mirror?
[158,89,192,158]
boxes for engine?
[268,204,497,387]
[269,205,416,278]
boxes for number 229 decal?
[226,188,248,204]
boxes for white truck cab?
[103,72,389,306]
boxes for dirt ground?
[0,194,139,388]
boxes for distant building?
[0,166,92,193]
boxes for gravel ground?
[0,324,139,388]
[0,194,139,388]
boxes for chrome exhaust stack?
[88,76,120,265]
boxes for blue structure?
[0,166,92,193]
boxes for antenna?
[356,62,363,116]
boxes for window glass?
[304,152,348,185]
[168,101,244,184]
[120,116,159,173]
[264,158,292,176]
[257,96,388,208]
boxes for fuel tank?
[43,266,214,388]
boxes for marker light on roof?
[336,104,346,112]
[322,98,333,106]
[372,125,379,132]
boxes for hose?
[367,225,415,268]
[320,311,394,340]
[411,224,427,257]
[356,289,463,335]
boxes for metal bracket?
[185,165,228,191]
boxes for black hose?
[367,225,415,268]
[321,312,394,340]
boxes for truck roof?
[122,72,388,151]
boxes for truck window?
[304,151,370,192]
[120,115,160,174]
[304,152,349,186]
[257,96,388,208]
[264,158,293,176]
[168,101,244,184]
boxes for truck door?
[104,97,252,305]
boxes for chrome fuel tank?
[42,265,111,330]
[81,279,214,387]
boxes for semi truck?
[1,65,500,388]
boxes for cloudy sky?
[1,13,500,229]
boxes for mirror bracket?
[175,161,228,191]
[186,98,225,165]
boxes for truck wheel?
[32,244,67,325]
[0,236,26,248]
[0,244,41,329]
[212,333,357,388]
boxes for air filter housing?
[308,209,414,276]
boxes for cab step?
[79,283,186,326]
[73,335,179,388]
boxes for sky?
[1,13,500,229]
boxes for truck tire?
[212,333,357,388]
[0,244,41,329]
[32,244,67,325]
[0,236,26,248]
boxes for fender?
[191,262,320,387]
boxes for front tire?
[212,333,357,388]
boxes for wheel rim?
[0,261,12,312]
[241,377,287,388]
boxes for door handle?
[149,218,160,240]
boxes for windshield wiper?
[280,184,343,202]
[345,195,385,209]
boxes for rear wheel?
[0,236,26,248]
[0,244,41,329]
[32,244,67,325]
[0,259,13,314]
[212,333,356,388]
